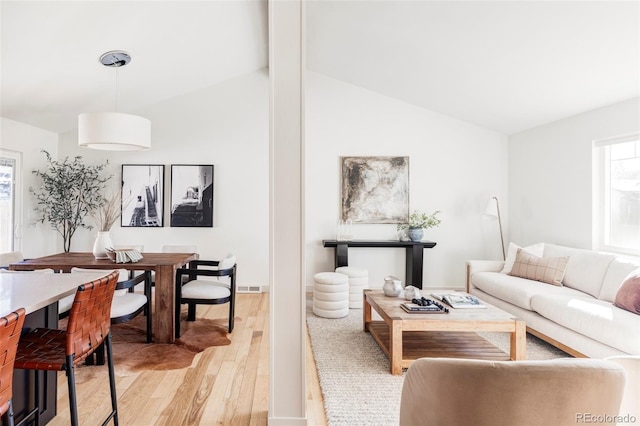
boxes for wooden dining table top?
[9,251,198,272]
[10,251,199,343]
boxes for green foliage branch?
[30,150,112,252]
[397,210,442,231]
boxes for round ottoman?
[335,266,369,309]
[313,272,349,318]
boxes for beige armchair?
[605,356,639,425]
[400,358,626,426]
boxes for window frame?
[0,149,23,253]
[593,132,640,256]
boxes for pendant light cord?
[115,64,120,113]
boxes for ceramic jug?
[383,275,403,297]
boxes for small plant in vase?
[397,210,442,242]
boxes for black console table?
[322,239,437,289]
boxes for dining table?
[0,269,111,424]
[9,251,199,344]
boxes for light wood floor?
[46,293,327,425]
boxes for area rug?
[61,314,232,374]
[306,304,570,426]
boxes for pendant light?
[78,51,151,151]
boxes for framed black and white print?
[170,164,214,227]
[121,164,165,227]
[341,156,409,223]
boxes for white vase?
[93,231,114,259]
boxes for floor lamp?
[482,196,506,260]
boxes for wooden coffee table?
[363,289,526,375]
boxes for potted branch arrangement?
[397,210,442,242]
[90,190,122,258]
[30,150,112,253]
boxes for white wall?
[305,72,509,290]
[508,97,640,249]
[55,70,270,288]
[0,117,59,257]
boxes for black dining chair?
[175,255,236,338]
[71,267,152,342]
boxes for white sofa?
[466,243,640,358]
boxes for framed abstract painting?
[340,156,409,223]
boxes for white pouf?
[313,272,349,318]
[335,266,369,309]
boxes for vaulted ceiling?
[2,1,638,136]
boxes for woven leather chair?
[175,256,236,338]
[0,308,25,426]
[71,268,152,343]
[14,270,119,426]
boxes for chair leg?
[65,356,79,426]
[146,304,152,343]
[187,304,196,321]
[2,400,15,426]
[105,333,119,426]
[175,282,181,339]
[95,342,106,365]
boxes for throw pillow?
[501,242,545,274]
[508,249,569,286]
[613,268,640,315]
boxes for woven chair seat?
[15,328,72,371]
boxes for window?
[0,150,21,253]
[594,133,640,255]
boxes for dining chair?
[61,269,128,319]
[0,308,26,426]
[174,254,236,338]
[14,270,120,426]
[0,269,54,274]
[150,245,198,286]
[0,251,24,269]
[71,268,152,342]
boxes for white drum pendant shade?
[78,112,151,151]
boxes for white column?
[269,0,306,424]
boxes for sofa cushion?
[543,244,616,297]
[471,271,580,311]
[614,268,640,315]
[508,249,569,286]
[600,258,640,302]
[531,293,640,355]
[501,242,544,274]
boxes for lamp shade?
[482,197,499,220]
[78,112,151,151]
